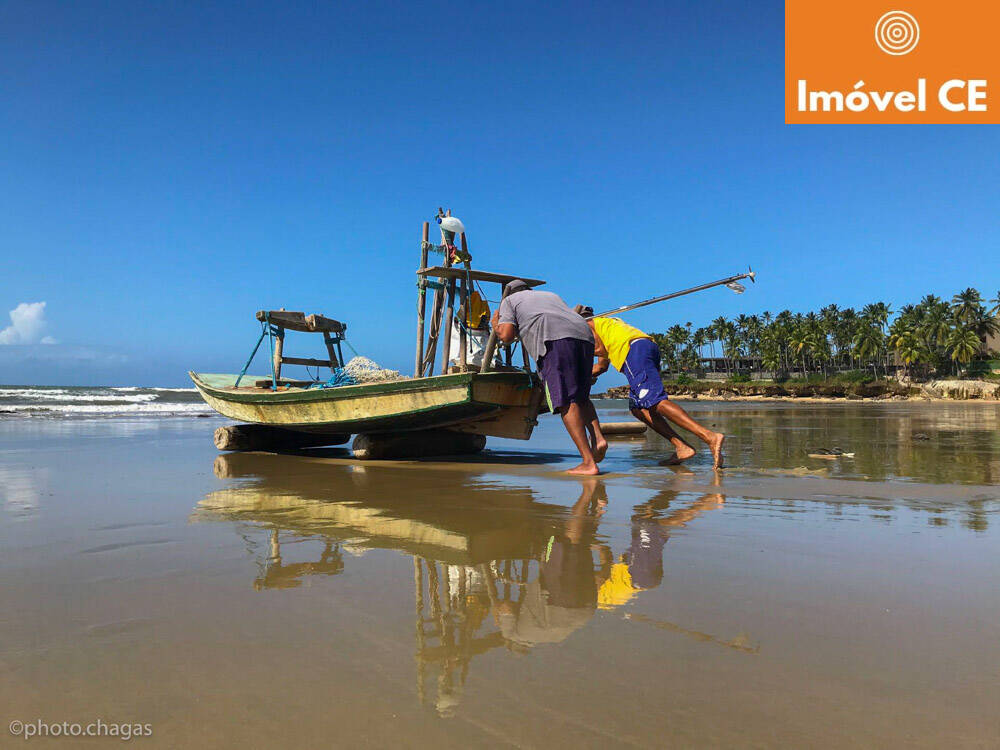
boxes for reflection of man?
[492,480,610,647]
[598,489,725,609]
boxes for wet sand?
[2,401,999,748]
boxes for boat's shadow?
[259,446,570,466]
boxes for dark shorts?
[622,338,668,410]
[538,338,594,412]
[541,537,597,609]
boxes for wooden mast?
[415,221,429,376]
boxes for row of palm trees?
[650,288,1000,379]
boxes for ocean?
[0,385,213,418]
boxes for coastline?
[596,378,1000,404]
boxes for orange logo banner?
[786,0,1000,123]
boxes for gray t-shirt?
[497,290,593,362]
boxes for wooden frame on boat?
[189,211,548,443]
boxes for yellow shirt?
[597,563,639,609]
[592,317,652,372]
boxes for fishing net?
[342,356,405,383]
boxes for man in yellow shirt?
[575,306,725,468]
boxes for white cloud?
[0,302,57,345]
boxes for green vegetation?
[649,288,1000,380]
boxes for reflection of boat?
[194,453,602,714]
[197,452,557,564]
[193,454,744,715]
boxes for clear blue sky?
[1,0,997,386]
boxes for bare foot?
[708,432,725,469]
[662,442,696,465]
[593,438,608,463]
[566,462,601,476]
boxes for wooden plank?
[440,278,456,375]
[415,221,430,376]
[322,332,340,370]
[416,267,545,287]
[280,356,336,368]
[256,310,345,333]
[458,253,468,372]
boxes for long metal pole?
[589,269,756,319]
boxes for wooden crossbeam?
[279,356,336,368]
[256,310,345,334]
[416,267,545,287]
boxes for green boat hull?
[189,370,545,440]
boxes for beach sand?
[1,400,998,748]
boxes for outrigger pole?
[588,268,756,319]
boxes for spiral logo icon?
[875,11,920,55]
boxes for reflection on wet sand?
[196,453,739,715]
[651,401,1000,485]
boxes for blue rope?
[235,324,268,388]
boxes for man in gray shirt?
[492,280,606,475]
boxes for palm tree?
[947,325,981,374]
[952,288,983,325]
[989,291,1000,317]
[853,325,883,375]
[789,327,811,377]
[691,327,708,362]
[920,302,951,353]
[711,317,729,374]
[893,330,929,378]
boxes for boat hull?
[189,370,545,440]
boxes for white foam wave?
[1,402,212,415]
[112,386,196,392]
[0,389,158,403]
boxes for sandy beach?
[2,397,998,748]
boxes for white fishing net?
[343,356,405,383]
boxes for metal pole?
[590,269,755,319]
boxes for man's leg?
[560,402,600,475]
[630,406,696,464]
[653,400,725,469]
[583,400,608,462]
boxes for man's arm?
[589,323,611,378]
[491,307,518,344]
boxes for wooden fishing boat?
[189,368,543,439]
[191,216,548,444]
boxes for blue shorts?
[622,338,668,410]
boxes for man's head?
[504,279,530,296]
[573,304,594,318]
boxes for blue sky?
[1,0,997,386]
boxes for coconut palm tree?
[947,325,981,374]
[853,325,883,375]
[789,327,811,376]
[989,291,1000,317]
[892,330,929,378]
[952,288,983,325]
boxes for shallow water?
[1,401,998,747]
